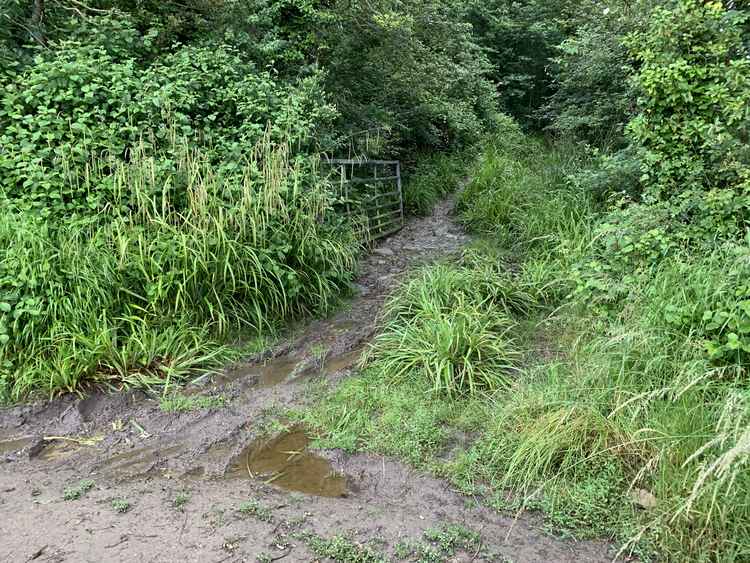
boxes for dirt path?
[0,198,613,562]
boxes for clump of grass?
[159,394,226,413]
[237,500,273,522]
[173,491,190,510]
[364,259,526,397]
[63,479,95,501]
[367,296,518,396]
[457,135,589,254]
[394,525,481,562]
[111,498,131,513]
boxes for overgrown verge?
[402,152,469,216]
[304,101,750,559]
[0,137,357,401]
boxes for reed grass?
[0,133,358,400]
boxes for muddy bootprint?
[0,196,614,562]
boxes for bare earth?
[0,198,614,562]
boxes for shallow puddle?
[98,444,183,477]
[221,356,301,388]
[0,436,33,455]
[321,348,363,375]
[290,348,364,385]
[229,427,347,498]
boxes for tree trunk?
[30,0,46,46]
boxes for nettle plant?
[625,0,750,234]
[577,1,750,363]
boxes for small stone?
[373,247,395,257]
[630,488,657,509]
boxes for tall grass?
[0,133,358,400]
[453,131,750,559]
[363,260,531,397]
[402,151,468,216]
[308,126,750,560]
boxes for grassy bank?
[302,125,750,560]
[0,136,358,401]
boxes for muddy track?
[0,198,613,562]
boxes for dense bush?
[323,0,499,154]
[0,37,333,218]
[577,1,750,304]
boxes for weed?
[173,491,190,510]
[309,343,329,363]
[111,498,131,513]
[423,524,481,554]
[237,500,273,523]
[63,479,95,501]
[303,533,385,563]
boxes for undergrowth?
[0,134,358,401]
[403,152,467,216]
[306,121,750,561]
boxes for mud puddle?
[290,347,364,384]
[220,356,302,388]
[0,436,33,455]
[228,427,347,498]
[225,347,364,390]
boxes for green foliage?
[365,260,526,397]
[0,136,357,400]
[541,2,656,146]
[172,491,190,510]
[460,112,750,557]
[63,479,95,501]
[237,500,273,522]
[303,533,385,563]
[111,498,131,513]
[468,0,606,125]
[323,0,499,154]
[0,38,334,218]
[457,127,592,263]
[403,152,467,216]
[304,370,459,465]
[575,0,750,360]
[627,1,750,203]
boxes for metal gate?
[326,159,404,241]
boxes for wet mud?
[0,197,615,562]
[228,427,348,498]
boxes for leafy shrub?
[0,38,334,218]
[323,0,499,154]
[626,1,750,204]
[576,2,750,328]
[541,1,659,146]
